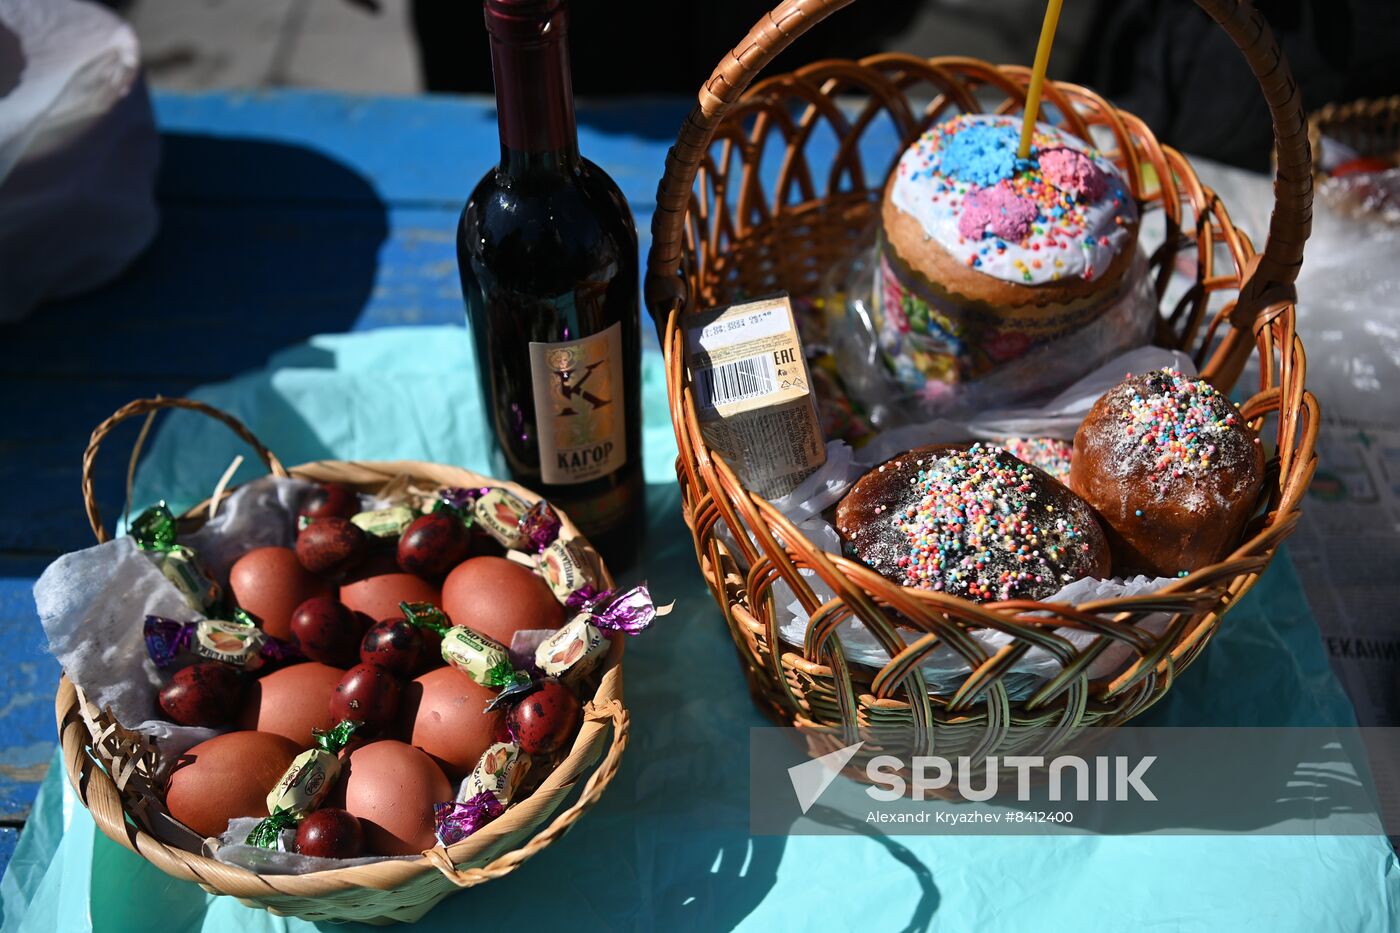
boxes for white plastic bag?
[0,0,159,321]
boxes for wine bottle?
[458,0,644,569]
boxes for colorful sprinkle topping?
[890,113,1137,286]
[997,437,1073,479]
[892,444,1095,601]
[1118,369,1242,482]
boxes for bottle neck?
[486,0,579,176]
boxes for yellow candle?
[1018,0,1065,160]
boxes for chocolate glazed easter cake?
[1070,368,1264,577]
[875,113,1142,398]
[836,443,1110,603]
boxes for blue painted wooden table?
[0,90,689,866]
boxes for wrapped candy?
[144,610,301,670]
[534,584,660,682]
[349,505,416,538]
[433,794,504,847]
[130,503,220,612]
[443,487,562,553]
[400,602,532,700]
[246,720,359,849]
[536,536,605,610]
[462,741,530,808]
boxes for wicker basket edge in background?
[1307,93,1400,178]
[645,0,1319,761]
[57,397,630,925]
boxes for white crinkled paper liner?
[32,474,422,873]
[756,346,1198,700]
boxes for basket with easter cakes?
[41,398,658,924]
[648,0,1317,764]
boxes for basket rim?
[58,454,630,903]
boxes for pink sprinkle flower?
[956,183,1038,241]
[1038,147,1108,200]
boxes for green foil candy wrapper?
[350,505,416,538]
[247,720,360,849]
[400,601,531,696]
[130,503,221,612]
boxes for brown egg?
[331,740,451,856]
[166,731,300,838]
[441,556,563,644]
[237,661,344,746]
[340,572,442,623]
[396,666,504,779]
[229,546,334,641]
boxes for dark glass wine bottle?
[458,0,644,570]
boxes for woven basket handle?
[422,699,630,887]
[644,0,1312,339]
[82,397,288,544]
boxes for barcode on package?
[694,354,776,410]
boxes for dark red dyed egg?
[290,597,366,667]
[506,679,580,756]
[295,807,364,859]
[299,483,360,521]
[158,662,245,727]
[360,618,424,676]
[297,517,369,576]
[329,663,401,733]
[397,513,472,578]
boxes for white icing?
[890,113,1138,286]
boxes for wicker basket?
[1308,94,1400,177]
[57,397,629,924]
[645,0,1318,764]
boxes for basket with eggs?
[44,397,651,924]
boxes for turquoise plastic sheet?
[4,327,1396,932]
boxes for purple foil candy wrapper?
[144,615,191,667]
[434,793,504,846]
[589,584,657,636]
[564,585,604,612]
[258,636,304,665]
[438,486,489,513]
[519,500,562,553]
[143,614,301,669]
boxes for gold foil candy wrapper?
[462,742,530,808]
[350,506,415,538]
[472,489,531,549]
[536,537,601,605]
[160,545,221,612]
[265,748,340,817]
[192,618,267,668]
[535,617,608,681]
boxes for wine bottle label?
[529,322,627,485]
[684,294,827,500]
